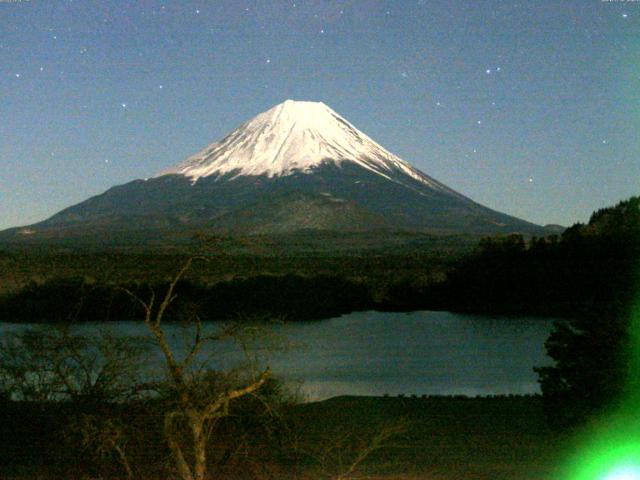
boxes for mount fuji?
[3,100,545,243]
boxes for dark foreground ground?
[292,396,566,479]
[2,395,570,479]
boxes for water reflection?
[1,311,555,401]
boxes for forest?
[1,197,637,323]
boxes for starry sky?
[1,0,638,230]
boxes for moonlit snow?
[156,100,451,193]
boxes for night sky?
[1,0,638,230]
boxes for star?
[602,139,608,144]
[436,101,441,106]
[528,177,534,183]
[486,69,491,74]
[265,58,271,64]
[105,159,110,164]
[195,9,200,14]
[496,67,501,72]
[158,84,164,89]
[622,13,628,19]
[320,29,325,34]
[477,120,482,125]
[39,67,44,72]
[121,103,127,109]
[15,73,21,78]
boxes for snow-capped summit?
[156,100,448,193]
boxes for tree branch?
[204,367,271,419]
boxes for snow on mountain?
[0,99,545,242]
[156,99,451,194]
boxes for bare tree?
[0,326,146,403]
[297,420,406,480]
[332,421,405,480]
[71,413,136,479]
[123,256,271,480]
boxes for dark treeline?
[437,196,640,315]
[0,274,372,323]
[1,197,638,323]
[531,198,640,429]
[0,232,475,295]
[380,197,639,316]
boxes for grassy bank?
[290,395,566,479]
[1,395,569,479]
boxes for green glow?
[603,465,640,480]
[626,302,640,405]
[564,300,640,479]
[565,422,640,480]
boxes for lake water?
[1,311,556,401]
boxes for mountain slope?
[1,100,545,242]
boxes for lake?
[1,311,556,401]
